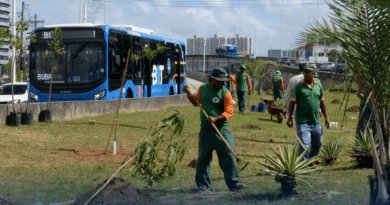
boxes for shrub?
[321,141,342,165]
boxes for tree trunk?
[258,80,263,96]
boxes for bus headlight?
[30,92,39,102]
[94,90,106,100]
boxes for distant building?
[268,49,293,58]
[0,0,10,74]
[294,43,342,63]
[187,34,252,56]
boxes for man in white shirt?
[283,63,305,117]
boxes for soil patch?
[71,178,162,205]
[187,158,197,168]
[331,99,343,104]
[63,147,134,165]
[347,105,360,113]
[241,124,261,130]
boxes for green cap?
[240,64,247,70]
[275,70,281,76]
[207,67,229,82]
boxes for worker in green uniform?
[270,70,284,101]
[183,67,246,192]
[314,72,321,85]
[233,64,251,114]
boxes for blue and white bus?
[28,24,186,102]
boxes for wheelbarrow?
[267,104,284,123]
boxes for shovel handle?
[198,105,238,159]
[291,127,306,149]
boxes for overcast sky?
[14,0,332,56]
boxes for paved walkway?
[186,77,204,94]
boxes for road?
[186,77,204,94]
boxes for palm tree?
[258,144,318,197]
[298,0,390,204]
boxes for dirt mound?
[188,158,197,168]
[63,147,134,165]
[347,105,360,113]
[331,99,343,104]
[71,178,162,205]
[241,124,261,130]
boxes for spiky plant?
[321,141,343,165]
[275,98,284,107]
[258,144,319,197]
[348,129,378,168]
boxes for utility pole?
[84,0,88,23]
[281,0,283,58]
[12,0,16,83]
[203,28,206,73]
[80,0,83,23]
[19,2,24,71]
[316,1,319,63]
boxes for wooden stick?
[290,127,306,149]
[0,197,17,205]
[198,105,238,158]
[84,156,136,205]
[106,50,131,152]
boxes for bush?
[265,89,273,96]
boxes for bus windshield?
[31,42,105,84]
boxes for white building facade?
[0,0,10,71]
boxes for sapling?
[42,27,64,112]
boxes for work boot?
[229,183,246,192]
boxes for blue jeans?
[296,123,323,161]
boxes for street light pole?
[316,2,319,63]
[203,37,206,73]
[281,0,283,58]
[12,0,16,83]
[84,0,87,23]
[80,0,83,23]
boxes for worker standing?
[286,65,330,162]
[183,67,246,192]
[226,74,236,104]
[270,70,284,101]
[233,64,251,115]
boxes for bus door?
[142,39,151,97]
[174,44,183,94]
[108,30,127,92]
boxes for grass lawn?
[0,90,372,205]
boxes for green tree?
[299,0,390,203]
[243,55,282,95]
[327,49,345,64]
[0,22,36,113]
